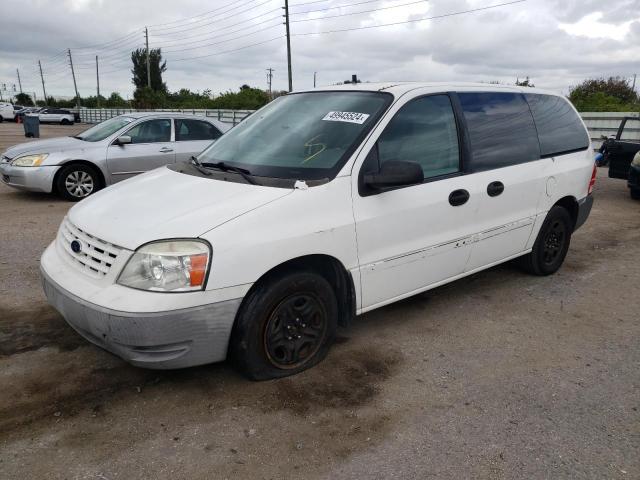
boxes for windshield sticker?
[322,111,370,124]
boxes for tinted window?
[176,119,221,141]
[459,92,540,171]
[125,119,171,144]
[377,95,460,179]
[525,93,589,155]
[620,118,640,141]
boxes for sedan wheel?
[65,170,94,198]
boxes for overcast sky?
[0,0,638,101]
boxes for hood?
[68,166,293,250]
[2,136,86,160]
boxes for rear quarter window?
[458,92,540,171]
[525,94,590,156]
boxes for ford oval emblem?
[71,240,82,253]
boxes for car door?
[456,91,545,272]
[39,109,53,122]
[106,118,175,182]
[608,118,640,179]
[173,118,223,162]
[352,92,482,311]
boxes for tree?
[131,48,167,93]
[15,92,34,106]
[133,86,166,109]
[105,92,128,107]
[569,76,639,111]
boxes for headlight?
[117,240,211,292]
[11,153,48,167]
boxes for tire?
[60,119,71,125]
[630,188,640,200]
[230,270,338,380]
[55,163,101,201]
[0,115,3,122]
[518,205,573,276]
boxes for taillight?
[588,164,597,195]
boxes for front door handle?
[449,189,470,206]
[487,181,504,197]
[159,147,173,153]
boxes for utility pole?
[38,60,47,105]
[314,71,317,88]
[96,55,100,107]
[283,0,292,92]
[68,48,81,107]
[266,68,274,98]
[145,27,151,88]
[632,74,637,94]
[16,69,22,94]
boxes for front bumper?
[0,163,59,193]
[42,267,242,369]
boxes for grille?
[58,218,122,278]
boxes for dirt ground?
[0,122,638,479]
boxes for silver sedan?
[0,113,231,201]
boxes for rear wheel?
[55,164,101,201]
[518,205,572,276]
[60,118,71,125]
[230,270,338,380]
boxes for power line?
[290,0,388,15]
[293,0,526,34]
[291,0,431,22]
[160,23,282,53]
[148,0,257,28]
[166,36,283,62]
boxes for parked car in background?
[14,107,40,122]
[36,108,75,125]
[601,116,640,199]
[39,83,596,379]
[0,102,16,122]
[0,113,230,200]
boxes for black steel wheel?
[230,270,338,380]
[517,205,573,276]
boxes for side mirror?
[363,160,424,190]
[115,135,132,146]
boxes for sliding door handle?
[487,181,504,197]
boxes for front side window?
[77,116,135,142]
[620,118,640,141]
[376,94,460,179]
[125,119,171,144]
[176,119,221,141]
[525,93,590,156]
[459,92,540,171]
[196,91,392,180]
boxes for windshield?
[77,116,135,142]
[197,91,392,180]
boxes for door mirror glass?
[364,160,424,189]
[115,135,132,145]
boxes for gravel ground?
[0,122,638,479]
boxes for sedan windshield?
[197,91,392,180]
[76,116,135,142]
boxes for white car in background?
[0,102,16,122]
[36,108,76,125]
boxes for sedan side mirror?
[363,160,424,190]
[115,135,132,146]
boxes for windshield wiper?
[71,135,83,140]
[199,160,256,185]
[190,155,213,176]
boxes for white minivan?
[0,102,16,122]
[41,83,596,379]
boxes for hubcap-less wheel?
[542,220,565,266]
[264,293,327,369]
[65,170,94,198]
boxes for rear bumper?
[628,165,640,190]
[42,267,242,369]
[574,194,593,231]
[0,163,58,193]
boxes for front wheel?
[60,119,71,125]
[55,164,101,201]
[518,205,573,276]
[230,271,338,380]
